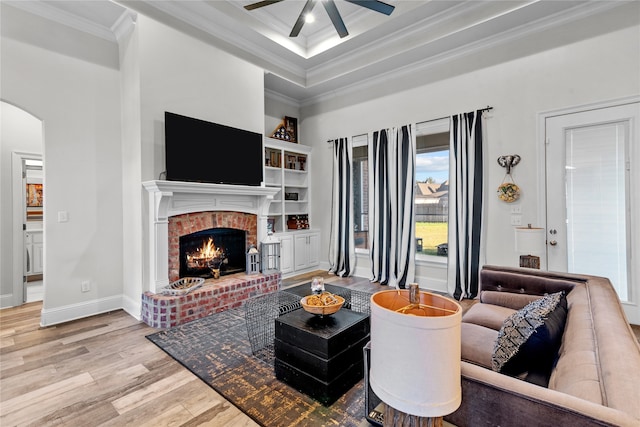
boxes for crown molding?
[7,0,633,106]
[304,1,475,87]
[265,88,302,109]
[298,0,627,107]
[119,0,309,86]
[5,0,119,42]
[112,10,137,43]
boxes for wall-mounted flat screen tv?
[164,112,263,186]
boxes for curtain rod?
[326,105,493,143]
[420,105,494,125]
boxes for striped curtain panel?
[448,111,485,300]
[368,125,416,288]
[329,138,355,277]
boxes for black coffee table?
[274,299,370,405]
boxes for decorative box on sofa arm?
[444,265,640,427]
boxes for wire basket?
[160,277,204,296]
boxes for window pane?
[565,122,628,300]
[353,145,368,249]
[415,138,449,256]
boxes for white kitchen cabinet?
[25,230,43,275]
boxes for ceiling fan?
[244,0,395,38]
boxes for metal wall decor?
[497,155,521,203]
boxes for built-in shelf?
[264,137,311,234]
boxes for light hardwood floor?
[0,271,381,427]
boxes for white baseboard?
[415,274,449,294]
[40,295,124,327]
[320,261,373,281]
[0,293,15,309]
[352,265,372,280]
[121,293,141,321]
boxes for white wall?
[301,8,640,293]
[137,15,265,181]
[0,102,43,307]
[2,4,269,323]
[1,4,124,324]
[120,15,266,312]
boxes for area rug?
[146,307,367,427]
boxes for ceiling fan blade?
[344,0,395,15]
[290,0,316,37]
[244,0,284,11]
[323,0,348,38]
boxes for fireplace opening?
[179,228,247,279]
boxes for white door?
[545,101,640,324]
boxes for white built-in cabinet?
[276,231,320,276]
[263,137,319,275]
[278,234,294,274]
[25,230,43,275]
[294,232,320,271]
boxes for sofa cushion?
[492,292,568,379]
[461,322,498,369]
[480,290,542,310]
[462,303,516,331]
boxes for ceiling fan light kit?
[244,0,395,38]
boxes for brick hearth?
[142,272,281,329]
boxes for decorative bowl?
[161,277,204,296]
[300,293,345,316]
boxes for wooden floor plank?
[111,370,195,414]
[0,372,95,424]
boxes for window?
[415,125,449,258]
[353,143,369,250]
[351,124,450,256]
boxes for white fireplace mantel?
[142,180,280,293]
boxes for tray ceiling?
[6,0,631,105]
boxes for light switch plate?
[58,211,68,222]
[81,280,91,292]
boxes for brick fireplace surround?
[167,211,258,282]
[142,180,281,328]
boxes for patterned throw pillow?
[492,291,567,377]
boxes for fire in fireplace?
[179,228,247,278]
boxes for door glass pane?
[565,122,628,300]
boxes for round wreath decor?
[497,182,520,203]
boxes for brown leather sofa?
[445,265,640,427]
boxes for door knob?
[549,240,558,246]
